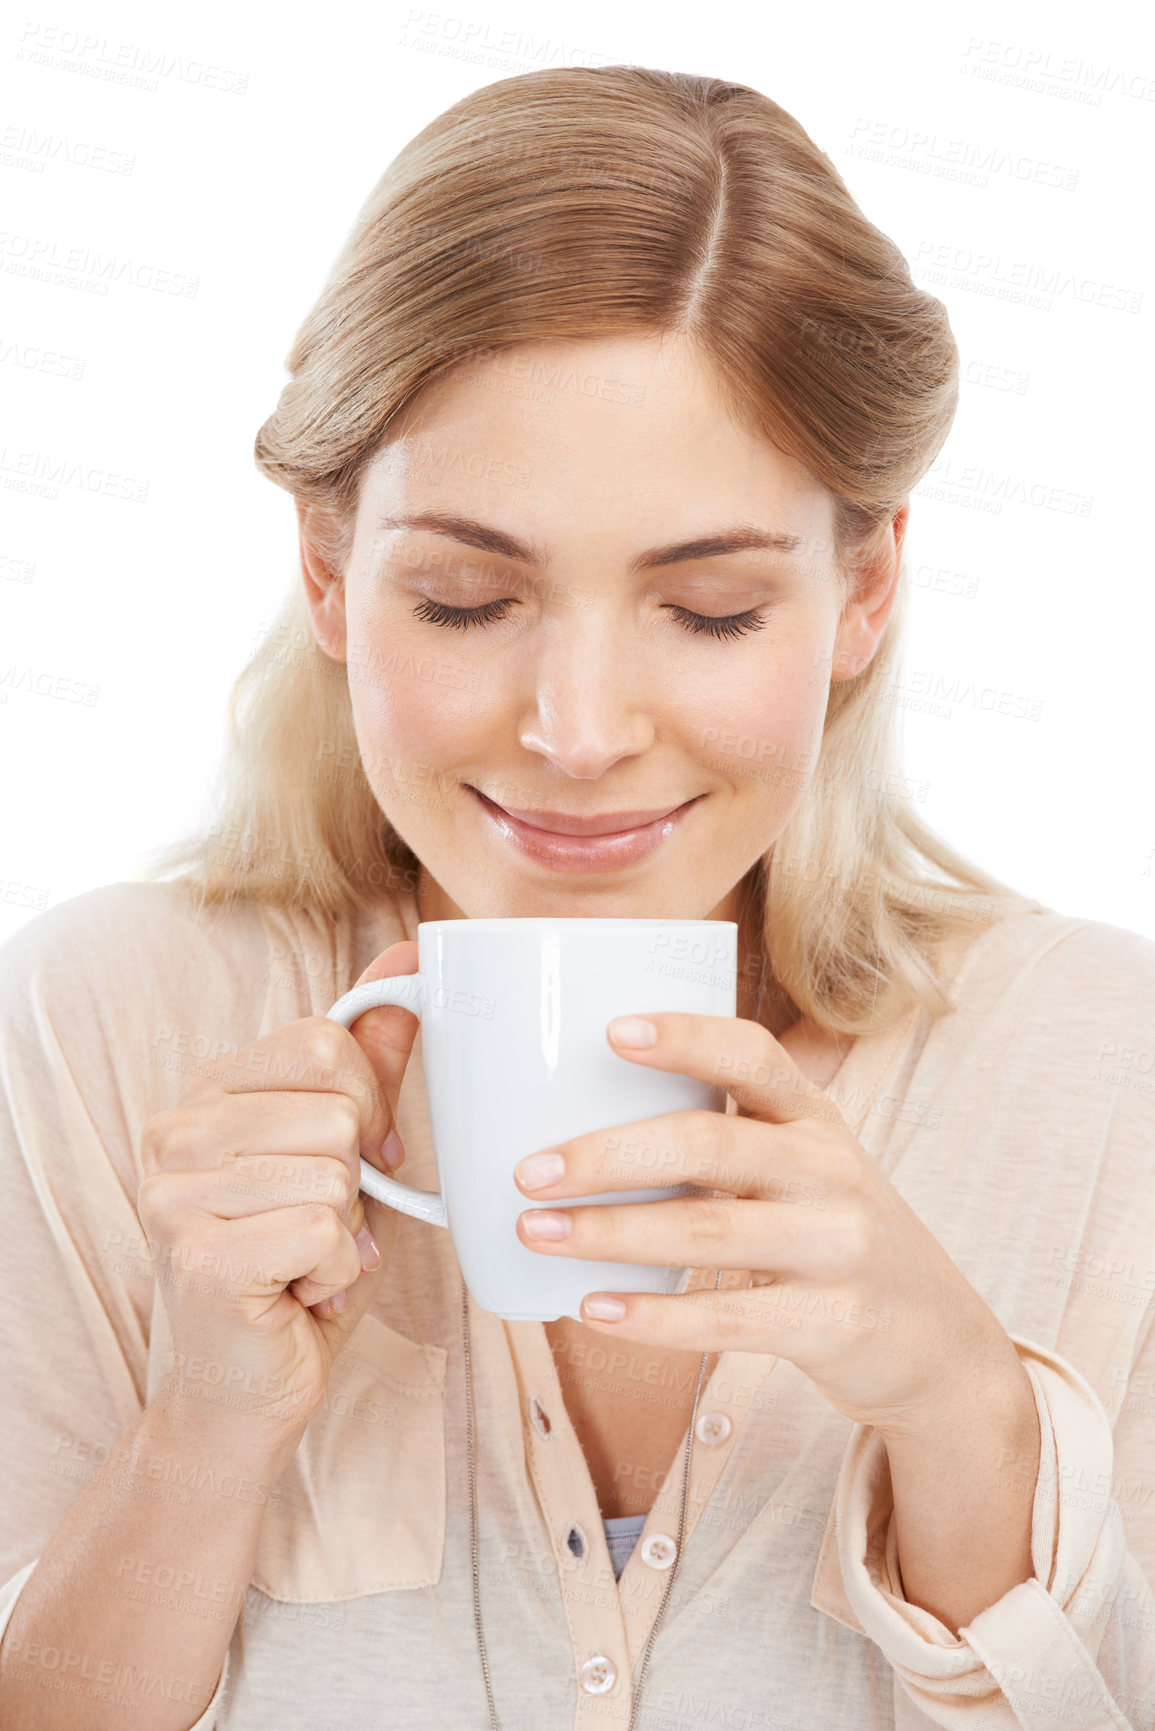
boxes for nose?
[517,608,657,779]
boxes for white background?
[2,0,1152,945]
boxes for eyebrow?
[375,511,804,572]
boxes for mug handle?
[324,974,449,1230]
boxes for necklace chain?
[463,1271,722,1730]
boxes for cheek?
[344,614,498,775]
[690,646,830,794]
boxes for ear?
[830,502,909,682]
[297,500,348,663]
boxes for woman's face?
[302,332,904,927]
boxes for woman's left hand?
[513,1010,1013,1437]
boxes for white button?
[695,1410,732,1445]
[640,1532,677,1570]
[580,1654,617,1695]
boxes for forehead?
[357,335,833,545]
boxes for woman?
[0,64,1152,1731]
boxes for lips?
[476,794,692,836]
[467,787,702,872]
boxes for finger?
[515,1191,805,1276]
[142,1155,353,1221]
[147,1087,374,1178]
[153,1199,368,1308]
[172,981,411,1184]
[297,1193,397,1318]
[569,1283,808,1353]
[512,1107,837,1204]
[605,1011,845,1126]
[214,1153,366,1235]
[139,1161,372,1272]
[139,1157,384,1311]
[141,1092,377,1244]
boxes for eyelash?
[410,597,770,641]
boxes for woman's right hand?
[136,939,421,1442]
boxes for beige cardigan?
[1,881,1153,1728]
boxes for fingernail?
[382,1128,405,1170]
[608,1016,657,1048]
[356,1224,381,1271]
[584,1295,626,1321]
[514,1151,566,1190]
[325,1289,348,1316]
[522,1209,571,1240]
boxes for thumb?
[345,938,421,1176]
[304,940,421,1338]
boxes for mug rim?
[414,918,739,931]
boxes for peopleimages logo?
[0,446,149,503]
[958,35,1155,106]
[0,121,136,175]
[14,22,250,95]
[396,8,616,70]
[887,668,1044,723]
[0,229,198,298]
[911,239,1142,315]
[847,118,1079,191]
[915,455,1093,519]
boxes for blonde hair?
[138,64,1047,1038]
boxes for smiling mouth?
[466,787,704,872]
[470,791,697,836]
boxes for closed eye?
[664,604,769,641]
[410,597,770,641]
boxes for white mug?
[324,918,738,1321]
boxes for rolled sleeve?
[810,1336,1154,1728]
